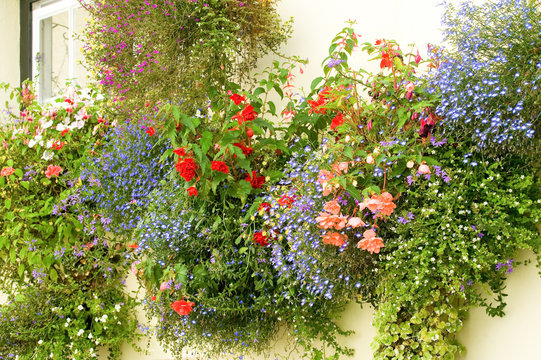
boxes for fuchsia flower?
[415,50,421,64]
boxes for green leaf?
[6,159,13,167]
[4,199,11,210]
[200,131,213,154]
[253,87,266,97]
[310,77,324,92]
[20,181,29,190]
[239,247,248,254]
[18,263,24,277]
[14,169,23,178]
[172,106,181,122]
[181,114,200,134]
[268,101,276,116]
[49,268,58,282]
[346,184,362,201]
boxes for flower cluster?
[429,0,540,157]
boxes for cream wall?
[0,0,20,123]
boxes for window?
[31,0,89,102]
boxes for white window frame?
[32,0,83,102]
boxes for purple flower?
[326,59,345,68]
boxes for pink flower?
[323,200,341,215]
[418,164,431,174]
[160,281,170,292]
[357,229,384,254]
[44,165,62,179]
[0,167,15,177]
[322,232,347,247]
[366,154,375,164]
[405,82,415,92]
[415,50,421,64]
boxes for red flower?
[253,231,269,246]
[44,164,63,179]
[146,126,155,136]
[229,93,246,105]
[175,157,198,182]
[419,113,436,138]
[211,161,230,174]
[51,141,66,150]
[245,171,265,189]
[128,243,139,249]
[187,186,198,197]
[173,147,186,157]
[171,299,195,316]
[380,53,393,69]
[61,129,69,136]
[242,104,257,122]
[151,296,156,301]
[330,112,344,130]
[277,194,295,208]
[233,143,253,157]
[232,111,244,126]
[258,202,271,212]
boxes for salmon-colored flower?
[318,170,334,184]
[357,229,384,254]
[347,217,365,228]
[316,212,347,230]
[332,161,348,175]
[171,299,195,316]
[418,164,431,174]
[323,200,341,215]
[322,232,347,246]
[0,167,15,177]
[45,165,62,179]
[359,192,396,217]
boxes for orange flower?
[323,200,341,215]
[331,161,348,175]
[128,243,139,249]
[322,232,347,247]
[347,217,365,228]
[357,229,384,254]
[359,192,396,217]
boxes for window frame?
[24,0,84,102]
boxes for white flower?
[56,123,68,132]
[77,305,84,311]
[46,139,54,149]
[41,150,54,161]
[114,304,121,312]
[28,135,42,148]
[88,333,93,339]
[38,340,43,345]
[77,329,84,337]
[42,119,54,129]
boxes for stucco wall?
[0,0,20,123]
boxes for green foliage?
[0,82,140,359]
[81,0,292,117]
[372,142,541,359]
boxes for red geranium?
[45,164,63,179]
[277,194,295,208]
[245,171,265,189]
[211,161,229,174]
[187,186,198,197]
[330,112,344,130]
[171,299,195,316]
[229,93,246,105]
[253,231,269,246]
[175,157,198,182]
[233,142,253,157]
[258,202,271,212]
[146,126,155,136]
[173,147,186,157]
[241,104,257,122]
